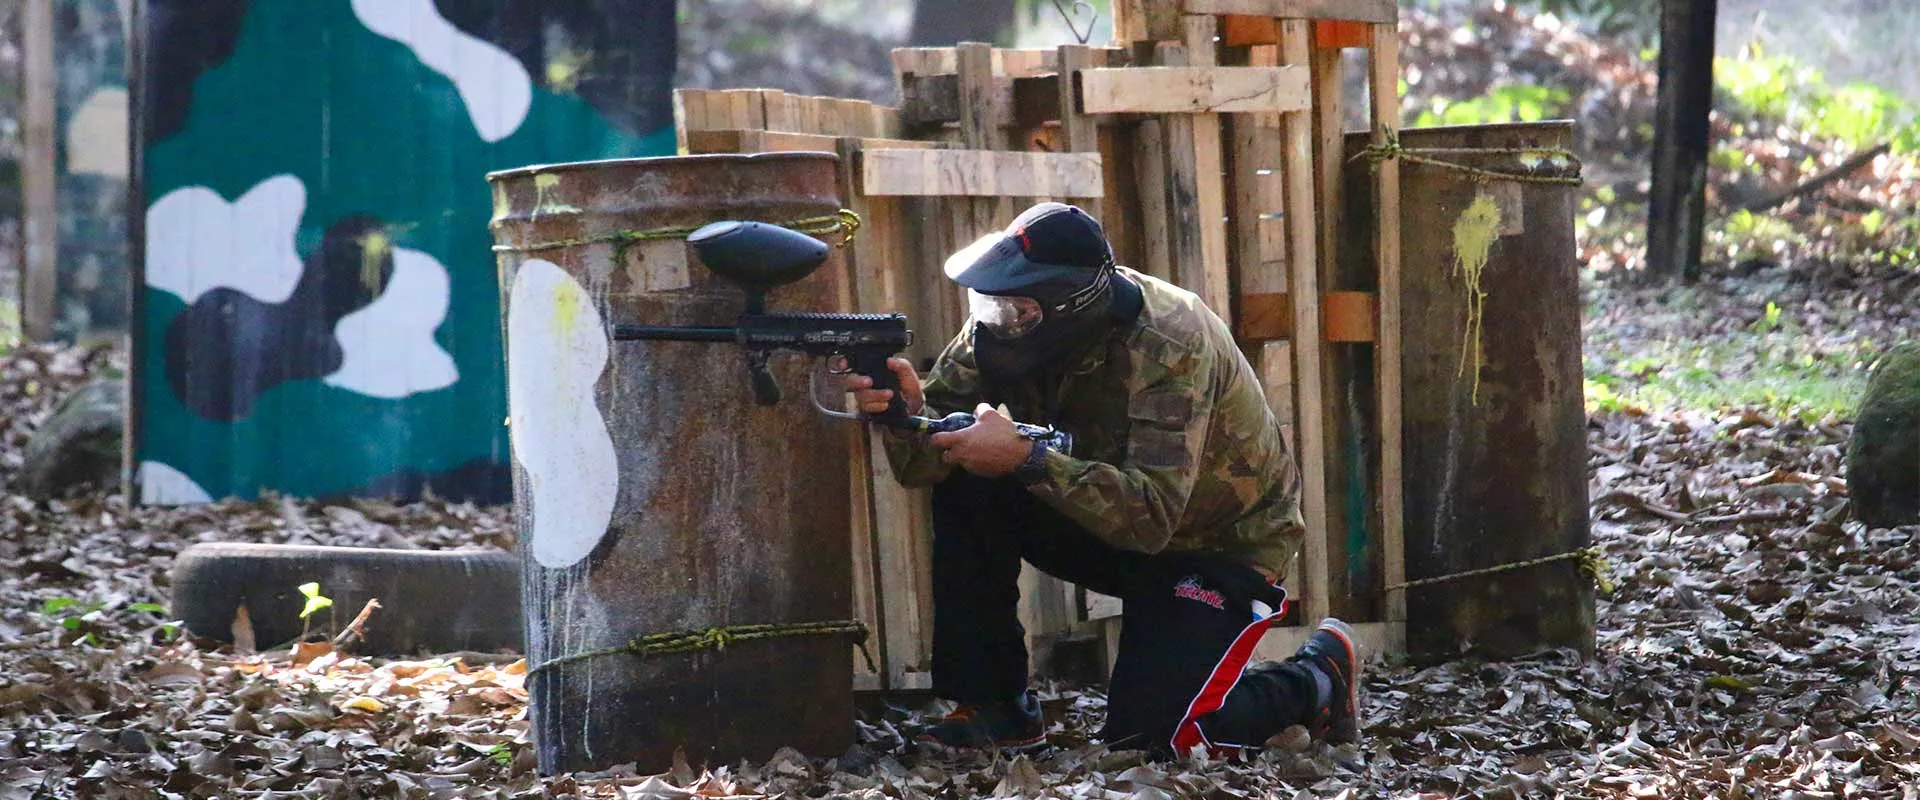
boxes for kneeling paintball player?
[848,201,1364,756]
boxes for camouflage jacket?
[881,268,1304,578]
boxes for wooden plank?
[22,0,57,341]
[1251,620,1403,663]
[832,138,886,687]
[1169,17,1232,323]
[837,137,938,690]
[684,129,932,155]
[1234,291,1374,342]
[1369,22,1407,629]
[1237,292,1291,341]
[1226,41,1288,340]
[1314,19,1371,49]
[903,73,1058,129]
[1323,291,1376,342]
[997,48,1058,78]
[1280,18,1330,629]
[861,150,1104,197]
[1222,15,1279,47]
[1180,0,1397,24]
[1058,46,1100,150]
[1131,118,1174,282]
[1077,66,1311,114]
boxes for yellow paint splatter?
[357,228,392,294]
[546,49,593,94]
[529,172,581,216]
[1451,190,1502,404]
[553,276,580,333]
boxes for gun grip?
[851,350,910,425]
[748,352,781,405]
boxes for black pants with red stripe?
[930,472,1321,754]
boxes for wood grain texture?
[1280,18,1331,628]
[1078,66,1311,114]
[684,129,930,155]
[1368,22,1407,629]
[860,150,1105,197]
[1181,0,1397,24]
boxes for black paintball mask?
[944,203,1142,383]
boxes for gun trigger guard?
[809,363,862,422]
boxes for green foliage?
[1713,210,1806,264]
[1415,84,1572,128]
[487,742,516,768]
[34,596,180,646]
[0,297,18,354]
[1583,326,1877,422]
[1716,46,1920,153]
[1509,0,1660,48]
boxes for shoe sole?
[1316,618,1363,745]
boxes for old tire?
[169,543,522,656]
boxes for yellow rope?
[526,619,876,678]
[1352,129,1587,186]
[1385,546,1613,595]
[491,208,863,255]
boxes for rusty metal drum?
[487,152,857,775]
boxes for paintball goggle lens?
[969,291,1045,340]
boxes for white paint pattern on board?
[323,246,460,398]
[350,0,533,143]
[144,174,307,305]
[506,260,619,568]
[136,461,214,506]
[66,87,129,179]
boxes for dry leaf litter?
[7,4,1920,798]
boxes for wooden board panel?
[1131,117,1174,282]
[1170,18,1232,325]
[1251,620,1403,663]
[1180,0,1397,24]
[684,129,932,155]
[1234,291,1375,342]
[1222,15,1279,47]
[860,149,1104,198]
[1279,18,1331,629]
[1369,22,1407,629]
[1077,66,1311,114]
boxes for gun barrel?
[612,324,739,342]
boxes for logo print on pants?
[1174,576,1226,610]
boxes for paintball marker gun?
[611,220,1071,453]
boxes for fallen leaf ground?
[6,5,1920,799]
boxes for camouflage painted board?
[130,0,677,505]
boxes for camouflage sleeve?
[1026,337,1215,553]
[878,329,982,487]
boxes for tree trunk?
[909,0,1017,47]
[1645,0,1717,283]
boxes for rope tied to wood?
[1352,128,1587,187]
[525,619,876,679]
[490,208,863,256]
[1385,546,1614,595]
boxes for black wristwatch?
[1013,438,1053,486]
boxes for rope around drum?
[490,208,863,256]
[525,619,875,679]
[1384,546,1613,594]
[1352,128,1587,187]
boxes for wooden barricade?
[670,0,1407,692]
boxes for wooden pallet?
[670,0,1407,692]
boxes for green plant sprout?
[298,581,334,642]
